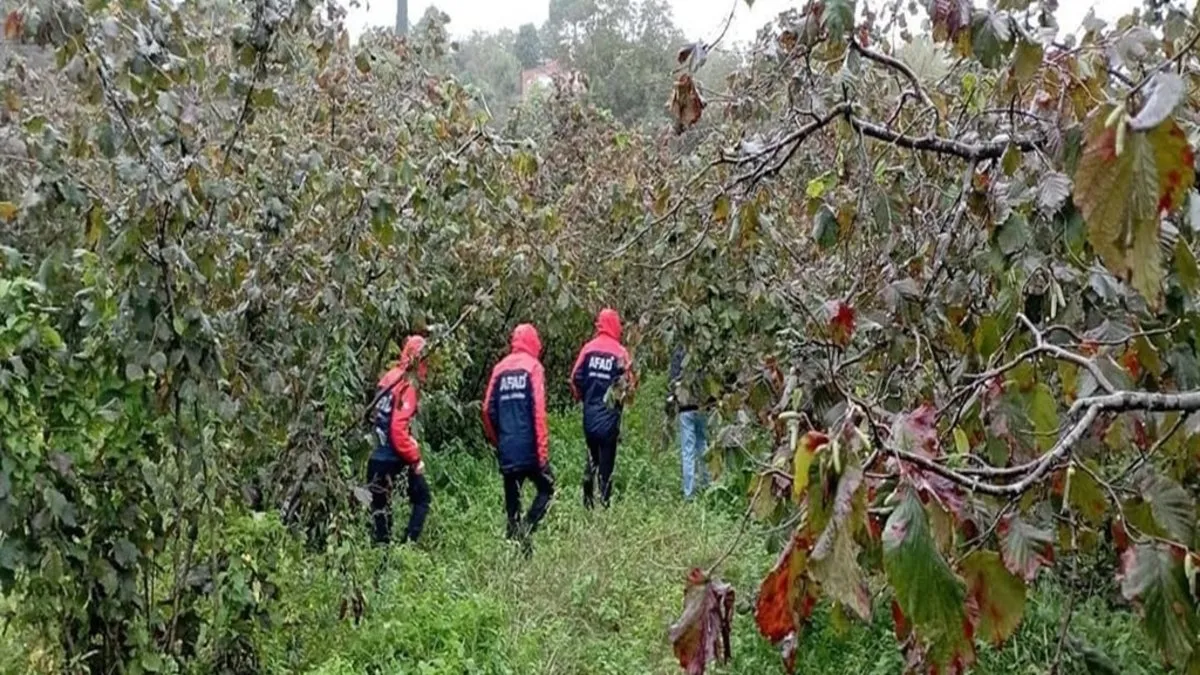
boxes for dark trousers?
[583,434,618,509]
[366,459,431,544]
[503,467,555,539]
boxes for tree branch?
[848,113,1041,161]
[850,38,940,131]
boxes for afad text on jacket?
[483,324,549,474]
[570,308,633,441]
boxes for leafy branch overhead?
[661,0,1200,673]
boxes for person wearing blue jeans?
[668,346,711,500]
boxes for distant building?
[519,60,561,97]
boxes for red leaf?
[824,299,856,347]
[1122,349,1142,379]
[669,569,735,674]
[754,532,818,643]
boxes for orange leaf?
[754,532,818,643]
[3,10,22,40]
[668,73,704,134]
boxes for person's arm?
[481,368,498,447]
[532,363,550,468]
[668,346,684,386]
[390,382,421,466]
[569,347,588,402]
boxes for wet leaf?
[1136,471,1195,544]
[670,569,735,674]
[792,431,827,503]
[1130,73,1186,131]
[822,0,855,38]
[824,300,855,347]
[755,532,818,643]
[809,465,871,621]
[998,515,1054,581]
[971,10,1013,69]
[884,490,973,669]
[1037,172,1071,215]
[668,73,704,134]
[1120,544,1198,666]
[961,550,1026,645]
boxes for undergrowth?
[1,378,1164,674]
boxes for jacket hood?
[595,308,622,340]
[511,324,542,357]
[397,335,428,382]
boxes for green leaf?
[812,205,838,250]
[251,87,277,108]
[1001,143,1022,176]
[995,212,1028,255]
[1067,463,1109,525]
[822,0,855,38]
[149,351,167,374]
[1175,239,1200,292]
[999,515,1054,581]
[112,538,139,568]
[809,464,871,621]
[1136,471,1195,544]
[86,204,106,247]
[806,172,833,199]
[961,550,1026,645]
[355,50,372,74]
[792,431,826,503]
[953,427,970,455]
[1120,543,1199,666]
[884,490,970,665]
[1028,383,1058,452]
[974,314,1002,360]
[125,362,145,381]
[1073,108,1171,306]
[971,10,1013,68]
[713,193,731,223]
[1011,36,1043,85]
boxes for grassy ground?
[1,378,1165,674]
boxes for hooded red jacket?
[482,324,549,473]
[570,309,635,439]
[372,335,426,465]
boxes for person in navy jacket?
[366,335,431,545]
[570,308,637,508]
[483,324,555,548]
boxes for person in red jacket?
[482,324,555,550]
[366,335,431,545]
[570,308,636,508]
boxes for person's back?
[484,325,548,474]
[570,308,634,508]
[571,308,631,440]
[483,324,554,551]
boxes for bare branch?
[848,113,1041,161]
[850,38,940,131]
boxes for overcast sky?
[343,0,1142,45]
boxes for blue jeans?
[679,410,709,499]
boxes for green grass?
[1,378,1165,674]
